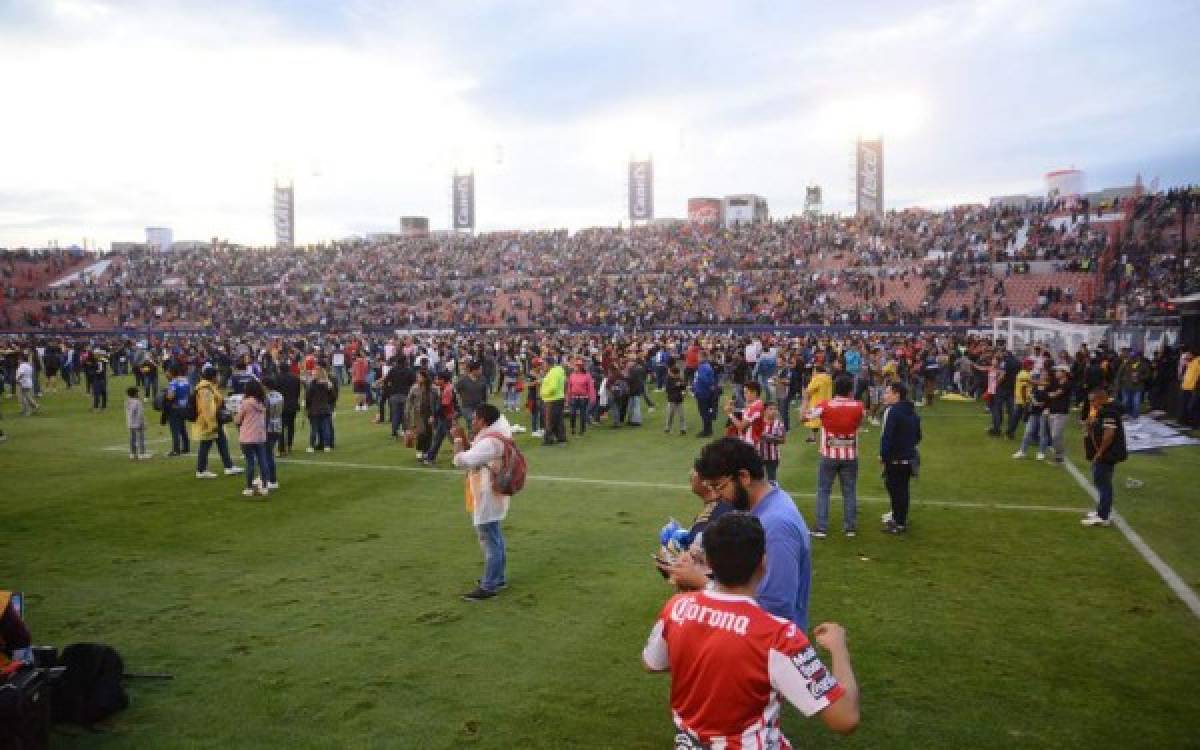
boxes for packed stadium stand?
[2,189,1195,332]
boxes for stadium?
[2,2,1199,748]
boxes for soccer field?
[3,378,1199,749]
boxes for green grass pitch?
[3,377,1199,748]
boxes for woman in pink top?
[566,359,597,435]
[235,380,270,497]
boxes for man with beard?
[666,437,813,630]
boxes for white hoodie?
[452,414,514,525]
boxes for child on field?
[125,385,152,460]
[235,380,270,497]
[758,402,786,484]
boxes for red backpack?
[481,432,527,496]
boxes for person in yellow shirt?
[1182,350,1200,428]
[802,364,833,444]
[1013,358,1034,435]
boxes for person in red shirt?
[726,381,765,447]
[350,352,371,412]
[809,375,865,538]
[643,512,860,748]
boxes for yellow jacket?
[1184,357,1200,391]
[803,372,833,428]
[190,379,224,441]
[1015,370,1033,405]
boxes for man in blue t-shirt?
[165,366,192,456]
[666,437,812,630]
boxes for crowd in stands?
[2,188,1196,333]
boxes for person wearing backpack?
[452,403,520,602]
[1082,385,1127,528]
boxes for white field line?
[1062,457,1200,620]
[255,456,1084,514]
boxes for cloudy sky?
[1,0,1197,248]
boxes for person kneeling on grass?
[642,512,860,747]
[452,404,514,602]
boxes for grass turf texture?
[2,379,1199,749]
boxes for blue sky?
[1,0,1197,248]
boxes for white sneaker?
[196,471,217,479]
[139,453,154,460]
[531,430,544,438]
[130,453,138,460]
[267,482,279,490]
[242,488,255,497]
[1081,515,1111,527]
[225,466,244,475]
[256,486,269,497]
[1011,450,1025,459]
[881,511,893,523]
[1036,452,1045,461]
[307,446,316,453]
[1085,510,1099,518]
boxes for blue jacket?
[692,361,717,398]
[880,400,921,461]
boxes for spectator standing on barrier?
[670,437,813,630]
[643,512,859,747]
[810,375,865,538]
[193,365,242,479]
[1082,385,1127,527]
[879,382,921,534]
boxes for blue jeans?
[240,442,268,488]
[569,396,590,433]
[168,410,190,453]
[816,457,858,532]
[389,394,406,437]
[475,521,507,591]
[310,414,333,449]
[1092,461,1114,520]
[990,392,1014,434]
[1019,412,1050,454]
[1121,389,1142,418]
[426,415,450,461]
[198,428,234,472]
[264,434,279,483]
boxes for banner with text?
[452,174,475,230]
[628,160,654,221]
[855,139,883,218]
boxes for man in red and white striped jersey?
[643,512,860,748]
[806,375,865,538]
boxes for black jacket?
[277,372,302,412]
[880,400,921,461]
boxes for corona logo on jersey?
[669,597,751,636]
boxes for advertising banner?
[687,197,722,225]
[452,174,475,230]
[855,139,883,218]
[629,160,654,221]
